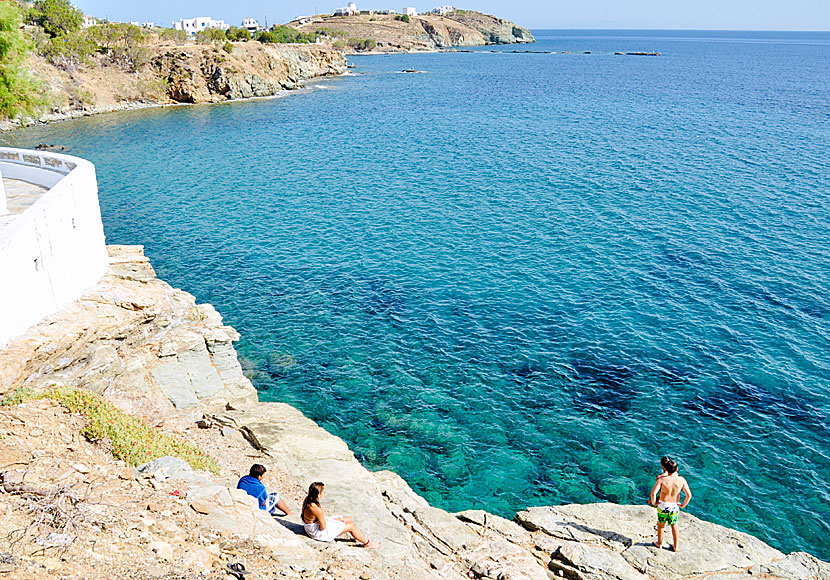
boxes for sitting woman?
[301,482,380,549]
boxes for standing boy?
[649,456,692,552]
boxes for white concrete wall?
[0,148,108,349]
[0,169,6,216]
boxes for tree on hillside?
[28,0,83,38]
[0,2,44,119]
[225,26,250,42]
[86,23,147,71]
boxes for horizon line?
[522,27,830,33]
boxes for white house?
[429,6,456,15]
[242,17,261,33]
[173,17,229,35]
[334,2,358,16]
[81,15,98,28]
[403,7,418,17]
[142,22,156,28]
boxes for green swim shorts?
[657,502,680,525]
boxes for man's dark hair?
[249,464,267,478]
[661,456,678,474]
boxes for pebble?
[72,463,90,474]
[29,428,43,437]
[190,501,210,515]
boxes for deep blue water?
[5,30,830,559]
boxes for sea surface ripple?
[5,30,830,559]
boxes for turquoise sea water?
[5,30,830,558]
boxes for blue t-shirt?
[237,475,268,510]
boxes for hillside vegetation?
[0,0,346,123]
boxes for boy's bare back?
[656,472,688,503]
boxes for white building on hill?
[334,2,358,16]
[173,17,229,35]
[403,7,418,17]
[242,18,261,33]
[81,15,98,28]
[429,6,456,15]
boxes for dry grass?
[1,387,219,474]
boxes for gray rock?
[135,456,210,483]
[518,504,791,580]
[151,361,199,408]
[457,510,529,544]
[177,341,224,400]
[413,506,481,553]
[748,552,830,580]
[546,538,650,580]
[226,402,438,578]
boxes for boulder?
[135,456,210,484]
[517,504,792,580]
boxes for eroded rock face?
[0,245,258,421]
[516,504,829,580]
[152,44,346,104]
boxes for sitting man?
[237,464,292,516]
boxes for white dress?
[303,516,346,542]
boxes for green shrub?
[395,14,411,23]
[222,41,233,53]
[316,27,349,38]
[0,387,35,406]
[44,386,220,474]
[86,22,147,71]
[28,0,83,38]
[196,27,227,44]
[0,2,44,119]
[40,29,96,67]
[225,26,250,42]
[158,27,188,44]
[347,38,376,51]
[256,26,316,44]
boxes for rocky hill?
[0,246,827,580]
[15,42,346,128]
[289,10,534,52]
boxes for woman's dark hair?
[661,457,678,474]
[303,482,325,513]
[249,464,267,478]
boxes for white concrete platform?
[3,178,49,215]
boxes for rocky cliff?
[151,43,346,104]
[18,43,346,127]
[0,247,826,580]
[289,11,533,53]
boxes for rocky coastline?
[1,43,347,131]
[0,246,826,580]
[290,11,534,53]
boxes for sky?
[71,0,830,31]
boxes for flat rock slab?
[518,504,790,580]
[228,402,428,572]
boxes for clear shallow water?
[5,30,830,558]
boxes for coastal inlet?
[4,29,830,561]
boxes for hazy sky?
[72,1,830,31]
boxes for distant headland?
[288,6,535,53]
[0,1,532,129]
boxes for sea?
[5,30,829,559]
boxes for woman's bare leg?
[339,521,380,548]
[340,521,368,544]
